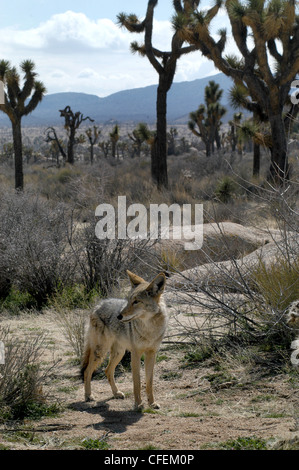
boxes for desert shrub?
[49,285,97,361]
[159,247,185,275]
[250,257,299,312]
[81,436,110,450]
[30,165,82,202]
[49,284,99,310]
[52,308,87,362]
[0,288,37,314]
[74,217,156,296]
[214,176,238,203]
[0,190,78,308]
[0,326,57,421]
[219,436,268,450]
[0,186,156,311]
[0,235,12,301]
[168,178,299,352]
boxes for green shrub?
[214,176,237,203]
[220,436,268,450]
[0,288,37,314]
[49,284,99,310]
[8,401,61,421]
[250,257,299,312]
[81,437,110,450]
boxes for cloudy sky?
[0,0,232,97]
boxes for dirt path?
[0,310,298,450]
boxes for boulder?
[157,222,282,271]
[167,227,298,289]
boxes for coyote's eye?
[132,299,139,305]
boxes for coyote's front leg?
[131,350,143,410]
[145,350,160,409]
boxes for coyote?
[81,270,168,410]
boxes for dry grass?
[250,256,299,311]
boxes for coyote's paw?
[114,391,125,399]
[149,402,160,410]
[85,395,94,402]
[134,403,144,412]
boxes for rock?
[158,222,281,272]
[167,227,298,289]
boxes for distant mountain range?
[0,73,237,128]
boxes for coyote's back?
[81,270,168,410]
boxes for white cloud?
[0,11,130,53]
[0,10,229,96]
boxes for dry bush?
[0,180,158,311]
[52,307,87,361]
[250,256,299,312]
[0,189,78,307]
[166,177,299,350]
[74,219,157,295]
[0,326,57,420]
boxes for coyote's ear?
[146,273,166,297]
[127,270,146,287]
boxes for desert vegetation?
[0,129,298,448]
[0,0,299,451]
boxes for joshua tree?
[173,0,299,184]
[46,106,94,164]
[99,140,110,158]
[188,81,226,156]
[117,0,200,189]
[46,139,63,166]
[167,127,178,155]
[227,111,243,152]
[85,126,101,164]
[189,104,210,155]
[0,60,46,190]
[109,124,120,158]
[204,81,226,150]
[135,123,156,164]
[128,123,148,158]
[229,83,267,177]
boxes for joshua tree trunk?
[12,120,23,190]
[215,129,221,150]
[67,125,76,165]
[253,142,260,177]
[153,79,168,189]
[90,144,94,165]
[269,113,288,182]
